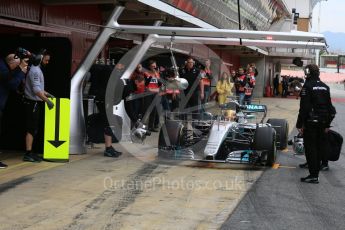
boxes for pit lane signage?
[44,98,70,161]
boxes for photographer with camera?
[0,49,29,168]
[23,50,55,162]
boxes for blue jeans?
[244,95,252,105]
[237,93,245,105]
[200,86,211,113]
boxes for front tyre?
[267,118,288,150]
[253,126,277,166]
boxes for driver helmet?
[293,134,304,154]
[224,109,236,121]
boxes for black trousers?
[131,97,145,122]
[184,91,199,120]
[143,94,159,129]
[303,122,329,177]
[282,87,288,97]
[273,85,279,95]
[95,101,113,136]
[0,110,2,136]
[24,98,42,136]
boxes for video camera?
[15,47,46,66]
[205,72,212,79]
[15,47,31,59]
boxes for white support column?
[69,6,125,154]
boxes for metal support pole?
[237,0,242,45]
[69,6,327,154]
[69,6,125,154]
[113,21,162,81]
[106,21,162,141]
[95,24,325,42]
[156,36,326,49]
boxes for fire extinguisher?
[265,84,271,97]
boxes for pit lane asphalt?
[0,96,302,229]
[222,84,345,230]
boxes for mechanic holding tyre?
[296,64,336,184]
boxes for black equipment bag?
[328,130,343,161]
[86,113,122,143]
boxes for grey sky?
[312,0,345,33]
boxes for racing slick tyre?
[158,120,185,150]
[253,127,277,166]
[267,118,288,150]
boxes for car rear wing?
[242,104,267,123]
[220,100,268,123]
[243,104,267,113]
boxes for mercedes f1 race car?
[158,101,289,166]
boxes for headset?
[31,49,47,66]
[303,66,311,79]
[303,64,320,79]
[185,58,195,65]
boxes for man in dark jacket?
[89,63,123,157]
[296,64,335,183]
[281,75,289,97]
[179,57,200,119]
[273,74,279,96]
[0,53,27,168]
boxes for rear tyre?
[267,118,288,150]
[253,127,276,166]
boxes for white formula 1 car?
[158,101,288,166]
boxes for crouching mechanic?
[296,64,335,184]
[23,53,55,162]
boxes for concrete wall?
[297,18,310,32]
[264,57,284,90]
[270,19,293,32]
[240,57,266,98]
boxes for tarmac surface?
[222,84,345,230]
[0,92,335,230]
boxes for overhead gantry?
[70,6,327,154]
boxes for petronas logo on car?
[246,104,265,111]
